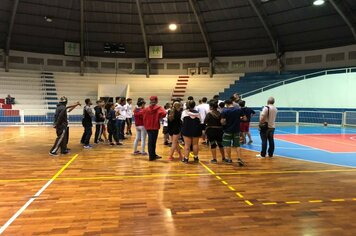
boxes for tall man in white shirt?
[257,97,278,158]
[197,97,209,144]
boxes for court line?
[0,131,38,143]
[0,154,79,235]
[199,161,252,206]
[1,169,356,183]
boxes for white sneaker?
[256,154,265,158]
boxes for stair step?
[175,86,186,89]
[176,83,188,85]
[46,92,57,96]
[45,97,58,100]
[43,84,56,87]
[172,94,184,97]
[178,76,190,78]
[45,88,57,91]
[173,90,185,93]
[177,79,189,82]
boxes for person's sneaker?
[223,158,233,164]
[181,157,189,164]
[116,142,123,145]
[49,152,58,157]
[168,156,174,161]
[110,142,115,146]
[164,141,169,145]
[237,158,245,166]
[141,152,148,156]
[256,154,265,158]
[210,159,218,164]
[155,155,162,159]
[83,145,93,149]
[248,140,253,145]
[268,155,274,158]
[66,148,71,151]
[201,141,207,145]
[133,151,141,155]
[61,150,70,155]
[194,156,199,162]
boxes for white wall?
[245,72,356,109]
[0,44,355,75]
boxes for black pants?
[108,122,119,143]
[94,124,104,143]
[81,126,92,146]
[120,120,126,139]
[50,126,68,154]
[260,128,275,157]
[147,130,159,160]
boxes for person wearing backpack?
[257,97,278,158]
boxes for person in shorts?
[204,100,225,164]
[239,100,255,144]
[221,99,245,166]
[167,101,183,161]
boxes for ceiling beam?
[4,0,19,72]
[329,0,356,41]
[80,0,85,76]
[247,0,284,72]
[188,0,213,77]
[135,0,150,78]
[247,0,280,56]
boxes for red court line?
[275,134,356,153]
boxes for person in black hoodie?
[94,99,105,144]
[81,98,95,149]
[106,103,121,145]
[49,96,80,156]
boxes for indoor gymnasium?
[1,0,356,235]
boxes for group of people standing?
[49,93,278,165]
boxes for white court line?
[0,179,53,235]
[0,154,78,235]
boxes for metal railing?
[241,67,356,98]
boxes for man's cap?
[59,96,68,103]
[150,96,158,101]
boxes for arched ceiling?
[0,0,355,58]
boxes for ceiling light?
[169,23,177,31]
[44,16,53,23]
[313,0,325,6]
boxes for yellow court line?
[285,201,301,204]
[221,181,228,185]
[0,153,79,235]
[262,202,278,205]
[216,169,356,176]
[0,173,214,183]
[52,154,79,180]
[331,199,345,202]
[236,193,244,198]
[2,168,356,183]
[199,161,216,175]
[228,186,236,191]
[244,200,254,206]
[309,200,323,203]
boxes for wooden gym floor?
[0,126,356,235]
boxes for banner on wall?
[149,45,163,59]
[64,42,80,56]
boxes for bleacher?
[219,70,321,99]
[185,74,242,101]
[0,68,246,124]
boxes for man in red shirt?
[143,96,167,161]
